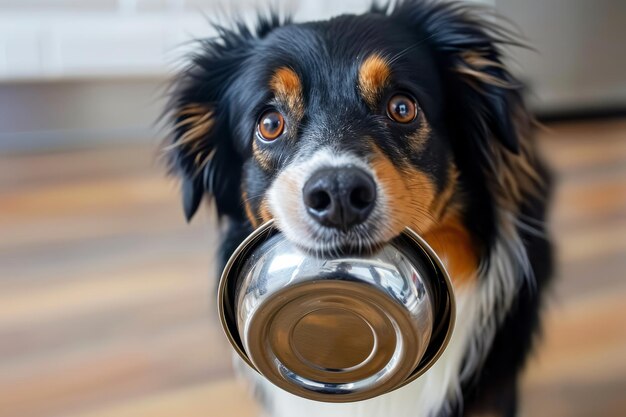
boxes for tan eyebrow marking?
[270,67,304,120]
[358,54,391,108]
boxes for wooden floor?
[1,119,625,417]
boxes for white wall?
[0,0,379,151]
[496,0,626,113]
[4,0,623,152]
[0,0,491,82]
[0,0,376,82]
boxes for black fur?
[166,13,290,221]
[164,1,554,415]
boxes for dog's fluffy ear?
[391,0,528,154]
[164,14,288,222]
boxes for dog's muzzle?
[217,220,455,402]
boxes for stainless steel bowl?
[218,220,455,403]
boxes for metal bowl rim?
[216,219,456,401]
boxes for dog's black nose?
[303,167,377,230]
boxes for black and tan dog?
[164,1,554,416]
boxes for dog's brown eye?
[387,94,417,123]
[257,110,284,141]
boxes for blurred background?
[0,1,624,417]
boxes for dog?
[163,1,554,416]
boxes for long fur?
[164,1,554,416]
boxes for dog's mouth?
[269,208,402,258]
[264,148,412,258]
[292,224,391,258]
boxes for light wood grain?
[0,119,624,417]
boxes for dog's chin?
[276,223,395,259]
[292,238,385,259]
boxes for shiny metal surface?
[218,220,455,403]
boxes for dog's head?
[165,1,535,257]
